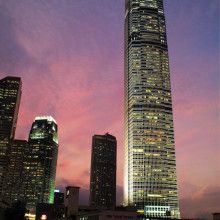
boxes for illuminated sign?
[54,189,60,193]
[41,214,47,220]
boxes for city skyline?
[0,0,219,219]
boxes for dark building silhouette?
[22,116,58,214]
[78,206,138,220]
[65,186,80,218]
[35,190,65,220]
[0,76,21,196]
[5,139,27,201]
[54,189,65,218]
[36,203,56,220]
[124,0,180,218]
[213,213,220,220]
[89,133,117,208]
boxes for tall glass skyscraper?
[22,116,58,214]
[124,0,180,218]
[0,76,22,196]
[89,133,117,208]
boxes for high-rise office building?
[124,0,180,218]
[54,189,65,218]
[89,133,117,208]
[0,76,22,196]
[5,139,27,201]
[22,116,58,214]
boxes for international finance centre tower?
[124,0,180,218]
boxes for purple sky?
[0,0,219,218]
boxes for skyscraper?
[5,139,27,201]
[89,133,117,208]
[0,76,22,196]
[124,0,180,218]
[22,116,58,214]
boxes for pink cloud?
[0,1,218,218]
[179,185,220,219]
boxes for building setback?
[124,0,180,218]
[0,76,22,196]
[22,116,58,214]
[89,133,117,208]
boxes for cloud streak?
[0,0,218,218]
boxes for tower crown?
[35,116,57,124]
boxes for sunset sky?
[0,0,219,218]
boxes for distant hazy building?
[89,133,117,208]
[5,139,27,201]
[22,116,58,213]
[0,76,22,196]
[124,0,180,218]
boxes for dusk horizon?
[0,0,219,219]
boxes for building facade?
[124,0,180,218]
[89,133,117,208]
[5,139,27,201]
[0,76,22,196]
[65,186,80,217]
[54,189,65,218]
[22,116,58,213]
[78,206,138,220]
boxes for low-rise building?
[78,206,138,220]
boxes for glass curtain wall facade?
[89,133,117,208]
[22,116,58,214]
[124,0,180,218]
[0,76,21,196]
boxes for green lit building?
[124,0,180,218]
[22,116,58,214]
[0,76,22,196]
[89,133,117,208]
